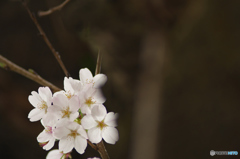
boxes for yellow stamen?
[85,97,95,107]
[97,120,108,130]
[68,130,79,139]
[37,101,48,113]
[62,106,71,118]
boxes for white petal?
[38,87,52,105]
[77,125,88,139]
[74,136,87,154]
[28,94,40,107]
[81,115,98,129]
[43,137,56,150]
[93,74,107,88]
[37,130,51,142]
[104,112,118,127]
[88,127,102,144]
[69,96,80,112]
[59,137,74,153]
[46,149,63,159]
[102,127,119,144]
[80,68,93,84]
[28,108,44,122]
[69,112,79,121]
[91,105,107,121]
[52,93,68,108]
[64,77,72,92]
[53,127,70,140]
[31,91,42,101]
[93,89,106,104]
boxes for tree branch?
[38,0,71,17]
[0,55,61,92]
[22,1,70,77]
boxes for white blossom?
[79,68,107,88]
[81,105,119,144]
[28,87,52,122]
[53,119,88,154]
[78,85,106,114]
[37,119,57,150]
[49,93,80,121]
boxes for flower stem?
[96,141,110,159]
[0,55,61,92]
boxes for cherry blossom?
[53,119,88,154]
[28,87,52,122]
[49,93,80,121]
[56,77,83,99]
[37,119,57,150]
[79,68,107,88]
[78,85,106,114]
[81,104,119,144]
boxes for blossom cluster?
[28,68,119,159]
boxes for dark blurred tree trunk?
[131,30,166,159]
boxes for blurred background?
[1,0,240,159]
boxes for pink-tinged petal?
[46,149,63,159]
[102,127,119,144]
[52,93,68,108]
[77,125,88,139]
[38,87,52,103]
[81,115,98,129]
[69,96,80,112]
[74,136,87,154]
[80,68,93,84]
[53,127,71,140]
[28,94,40,107]
[91,105,107,121]
[104,112,118,127]
[93,89,106,104]
[37,130,52,142]
[88,127,102,144]
[43,137,56,150]
[28,109,44,121]
[93,74,107,88]
[59,136,74,153]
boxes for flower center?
[65,90,73,99]
[37,101,48,113]
[97,120,108,130]
[68,130,79,139]
[45,126,52,134]
[62,106,71,118]
[85,97,95,107]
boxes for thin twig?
[95,50,102,75]
[38,0,71,17]
[22,1,70,77]
[0,55,61,92]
